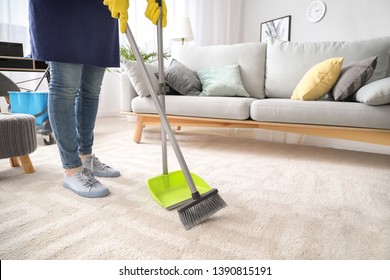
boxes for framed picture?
[260,15,291,43]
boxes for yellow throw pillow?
[291,57,344,101]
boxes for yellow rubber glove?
[145,0,167,27]
[103,0,129,33]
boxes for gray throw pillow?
[331,56,377,101]
[163,59,202,96]
[351,77,390,105]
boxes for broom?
[124,0,226,230]
[178,188,227,230]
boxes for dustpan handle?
[156,3,168,176]
[125,24,200,196]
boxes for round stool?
[0,113,37,174]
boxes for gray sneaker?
[63,168,110,198]
[82,154,120,178]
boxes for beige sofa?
[120,37,390,146]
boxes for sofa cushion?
[172,42,267,99]
[331,56,377,101]
[197,65,250,97]
[163,59,202,96]
[352,77,390,105]
[132,96,257,120]
[292,57,344,101]
[250,98,390,129]
[265,37,390,98]
[124,60,158,98]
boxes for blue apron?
[29,0,120,67]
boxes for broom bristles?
[178,189,227,230]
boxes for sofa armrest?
[120,71,137,112]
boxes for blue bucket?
[8,91,48,126]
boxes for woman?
[28,0,166,198]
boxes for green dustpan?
[148,170,212,210]
[126,20,212,211]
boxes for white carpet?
[1,117,389,260]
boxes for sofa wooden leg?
[175,126,181,131]
[297,134,305,145]
[19,155,35,174]
[133,116,144,143]
[9,157,20,167]
[268,131,273,142]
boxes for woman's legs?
[48,62,85,172]
[48,61,112,198]
[49,62,105,168]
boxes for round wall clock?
[307,1,326,23]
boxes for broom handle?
[125,24,200,196]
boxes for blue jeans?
[48,62,106,169]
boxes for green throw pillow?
[351,77,390,105]
[197,65,250,97]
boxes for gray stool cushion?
[0,113,37,159]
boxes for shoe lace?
[77,169,100,191]
[89,154,109,172]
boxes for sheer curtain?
[184,0,243,46]
[0,0,30,55]
[124,0,243,49]
[121,0,185,53]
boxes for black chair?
[0,72,20,112]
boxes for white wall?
[98,70,122,117]
[241,0,390,43]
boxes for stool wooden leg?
[9,157,21,167]
[19,155,35,174]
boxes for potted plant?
[119,44,170,64]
